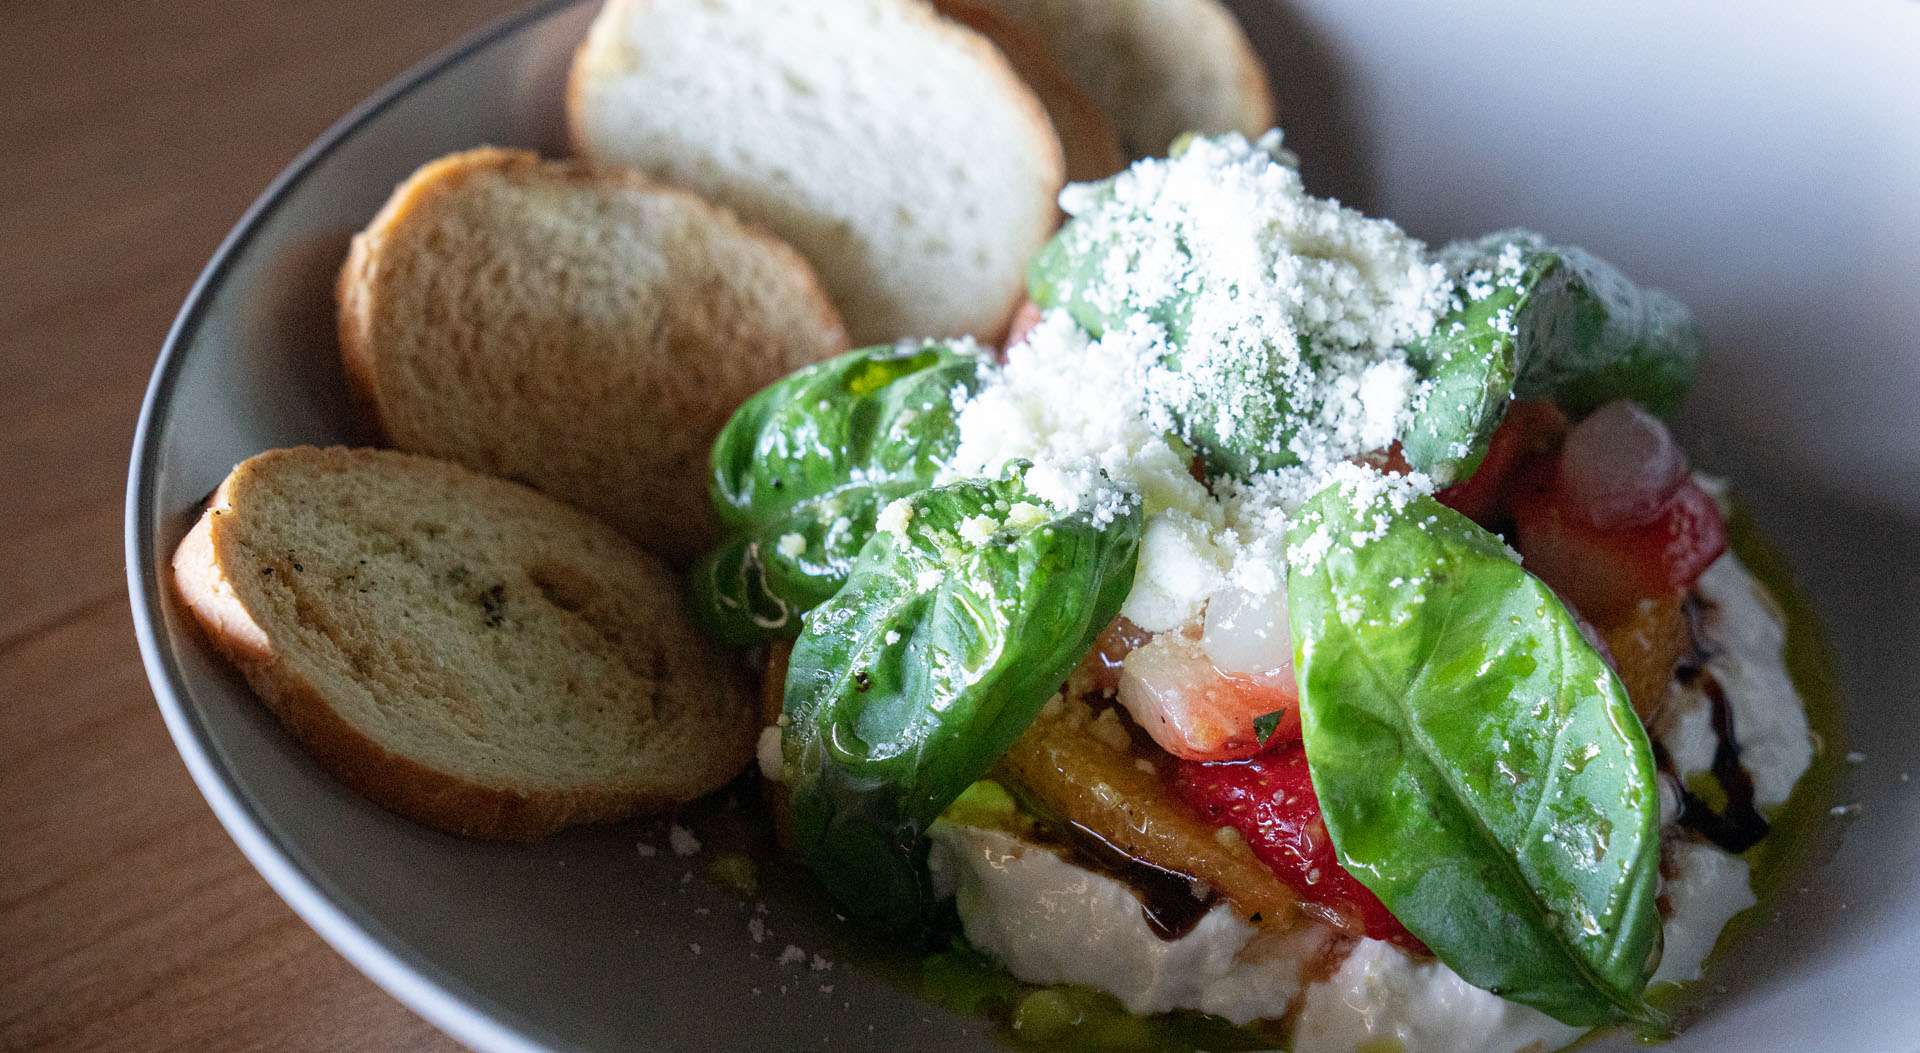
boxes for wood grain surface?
[0,2,527,1048]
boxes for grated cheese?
[945,133,1452,630]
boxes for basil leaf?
[691,488,892,646]
[695,342,993,643]
[1286,476,1666,1030]
[782,468,1141,931]
[1399,250,1548,485]
[1026,139,1377,481]
[1403,232,1702,484]
[1028,195,1305,481]
[1252,709,1286,746]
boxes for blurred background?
[0,3,520,1047]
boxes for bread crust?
[930,0,1125,185]
[965,0,1277,160]
[338,147,848,564]
[172,446,757,841]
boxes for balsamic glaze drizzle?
[1655,596,1771,854]
[1030,819,1221,941]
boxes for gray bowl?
[128,0,1920,1048]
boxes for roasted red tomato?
[1170,743,1427,952]
[1511,400,1727,624]
[1435,400,1569,528]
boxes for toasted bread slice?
[567,0,1065,345]
[338,147,847,564]
[171,446,756,840]
[930,0,1125,184]
[971,0,1275,159]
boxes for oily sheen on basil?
[1286,481,1666,1031]
[782,469,1141,933]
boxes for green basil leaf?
[695,342,994,643]
[1286,475,1666,1031]
[1027,197,1304,481]
[1252,709,1286,746]
[1403,233,1702,485]
[1025,139,1363,481]
[782,468,1142,931]
[691,488,893,646]
[711,341,991,530]
[1399,250,1548,485]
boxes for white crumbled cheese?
[775,532,807,559]
[875,498,913,537]
[884,630,901,645]
[1048,131,1448,478]
[778,945,807,966]
[668,825,702,857]
[1002,501,1051,531]
[1122,512,1230,629]
[958,514,998,545]
[943,134,1452,630]
[756,725,784,783]
[1089,705,1134,752]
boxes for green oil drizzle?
[1723,505,1847,900]
[920,935,1290,1052]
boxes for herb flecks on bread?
[171,446,757,841]
[338,148,847,565]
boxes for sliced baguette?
[567,0,1065,345]
[171,446,756,840]
[929,0,1125,184]
[338,147,847,565]
[970,0,1275,159]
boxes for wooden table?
[0,2,527,1047]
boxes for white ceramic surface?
[129,1,1920,1048]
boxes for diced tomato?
[1435,401,1569,528]
[1512,464,1727,625]
[1169,743,1427,952]
[1117,629,1300,761]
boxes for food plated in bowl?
[127,0,1920,1050]
[715,129,1824,1049]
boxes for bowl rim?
[124,2,585,1049]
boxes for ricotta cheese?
[1291,938,1583,1053]
[1657,550,1813,810]
[925,822,1331,1025]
